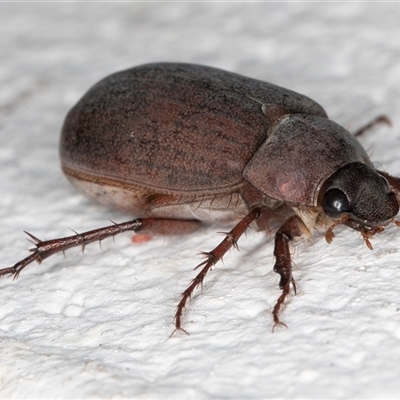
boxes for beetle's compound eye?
[322,188,350,218]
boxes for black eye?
[322,188,350,218]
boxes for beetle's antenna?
[360,226,385,250]
[325,215,350,244]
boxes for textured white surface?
[1,3,400,399]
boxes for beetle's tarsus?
[272,285,291,331]
[170,326,190,338]
[0,251,42,280]
[272,320,288,333]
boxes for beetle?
[2,63,400,333]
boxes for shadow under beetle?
[2,63,400,333]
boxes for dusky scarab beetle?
[2,63,400,333]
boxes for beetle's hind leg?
[353,115,391,137]
[272,215,306,330]
[0,218,203,280]
[174,209,261,335]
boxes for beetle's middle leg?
[174,208,261,334]
[272,215,305,330]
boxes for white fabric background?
[1,3,400,399]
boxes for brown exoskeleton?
[2,63,400,333]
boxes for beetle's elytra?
[2,63,400,333]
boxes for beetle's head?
[320,162,399,235]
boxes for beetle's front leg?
[272,215,305,330]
